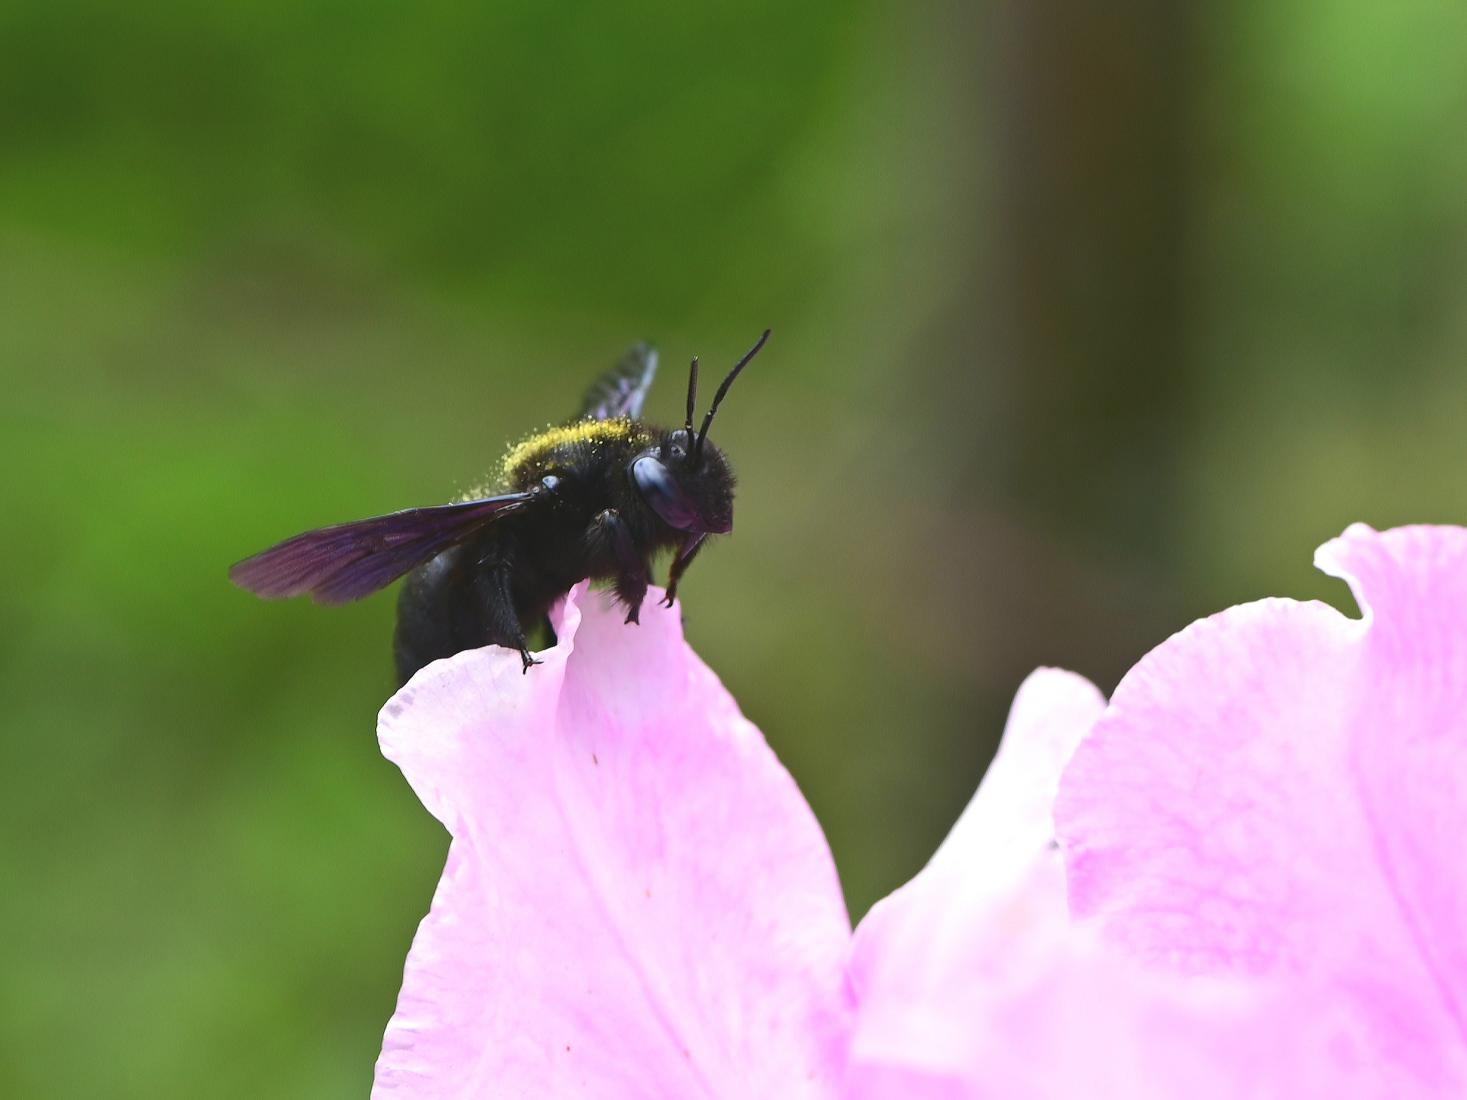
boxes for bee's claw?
[520,649,542,674]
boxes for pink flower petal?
[845,669,1106,1094]
[374,585,852,1098]
[1057,523,1467,1093]
[856,921,1319,1100]
[843,670,1354,1100]
[1317,524,1467,1033]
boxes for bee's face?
[630,429,735,535]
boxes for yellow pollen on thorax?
[500,417,638,481]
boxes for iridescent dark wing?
[229,492,535,605]
[578,342,658,421]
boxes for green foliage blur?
[3,1,1466,1095]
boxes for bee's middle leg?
[588,509,648,624]
[473,560,540,673]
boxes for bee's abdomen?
[393,545,488,684]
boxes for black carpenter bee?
[230,330,769,684]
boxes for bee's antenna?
[695,328,770,458]
[684,356,700,436]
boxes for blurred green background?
[4,1,1466,1095]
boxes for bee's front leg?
[588,509,648,624]
[662,533,706,608]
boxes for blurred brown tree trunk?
[958,0,1196,690]
[992,2,1192,542]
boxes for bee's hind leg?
[473,560,540,673]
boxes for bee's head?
[629,330,768,537]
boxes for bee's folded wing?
[579,342,658,421]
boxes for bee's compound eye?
[631,456,700,531]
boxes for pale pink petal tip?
[1315,522,1467,646]
[847,668,1105,1094]
[374,583,852,1099]
[1057,524,1467,1094]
